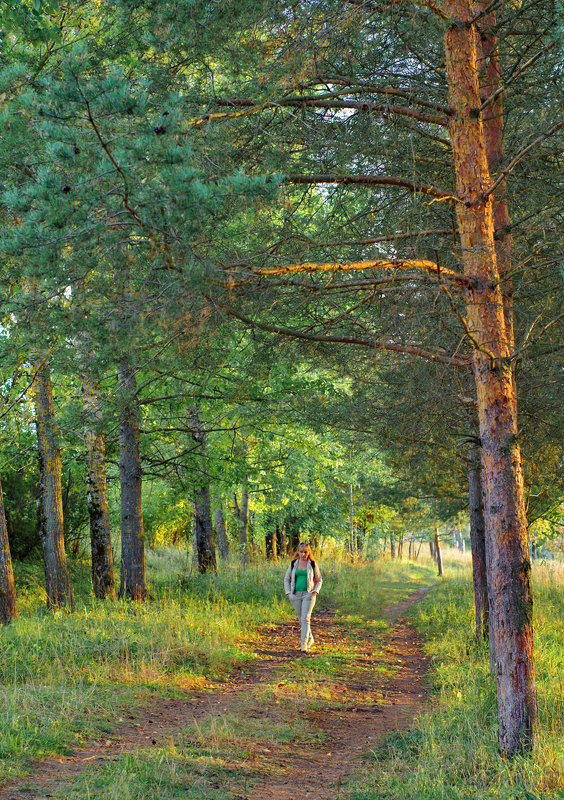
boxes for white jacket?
[284,559,322,596]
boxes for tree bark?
[434,525,443,577]
[118,359,147,600]
[234,481,250,565]
[188,407,216,573]
[81,371,116,600]
[468,445,489,643]
[214,505,229,560]
[390,532,396,559]
[33,359,74,609]
[0,476,17,623]
[443,0,537,756]
[265,527,278,560]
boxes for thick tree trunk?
[468,445,489,643]
[118,359,147,600]
[0,476,17,623]
[434,526,443,577]
[81,372,116,600]
[33,360,74,609]
[188,407,216,573]
[477,9,514,350]
[214,505,229,560]
[443,0,537,756]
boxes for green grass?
[348,558,564,800]
[1,551,293,780]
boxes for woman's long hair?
[292,541,314,562]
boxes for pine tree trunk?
[0,476,17,623]
[477,9,514,350]
[33,360,74,609]
[214,506,229,560]
[118,359,147,600]
[434,525,443,577]
[188,407,216,573]
[468,445,489,643]
[443,0,537,756]
[81,372,115,600]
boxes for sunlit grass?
[348,560,564,800]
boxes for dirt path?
[0,586,431,800]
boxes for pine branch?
[284,173,456,200]
[210,298,471,369]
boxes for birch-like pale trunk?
[0,476,17,623]
[118,359,147,600]
[33,359,74,609]
[214,505,229,560]
[443,0,537,756]
[81,371,116,599]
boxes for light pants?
[290,590,316,648]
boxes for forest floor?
[0,586,431,800]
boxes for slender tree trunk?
[398,533,404,560]
[443,0,537,756]
[118,359,147,600]
[434,525,443,577]
[233,482,249,565]
[390,533,396,559]
[188,407,216,573]
[33,360,74,609]
[276,524,285,557]
[81,372,115,600]
[0,476,17,623]
[214,505,229,560]
[468,445,489,643]
[429,540,435,560]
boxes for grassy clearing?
[349,558,564,800]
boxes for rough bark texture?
[118,359,147,600]
[188,407,217,573]
[0,476,17,623]
[434,526,443,577]
[443,0,537,756]
[33,360,74,609]
[214,506,229,560]
[81,372,116,600]
[468,445,489,642]
[477,9,514,349]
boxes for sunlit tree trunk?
[443,0,537,756]
[214,505,229,560]
[81,371,115,599]
[118,358,147,600]
[188,407,216,573]
[33,359,74,609]
[468,445,489,643]
[0,476,17,623]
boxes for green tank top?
[294,568,308,591]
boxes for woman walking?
[284,541,322,653]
